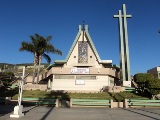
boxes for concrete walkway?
[0,105,160,120]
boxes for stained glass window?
[78,41,88,63]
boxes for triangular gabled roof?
[54,25,112,65]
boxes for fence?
[22,98,58,106]
[125,87,135,92]
[124,99,160,108]
[2,97,160,108]
[70,98,111,107]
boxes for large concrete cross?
[114,4,132,85]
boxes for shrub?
[147,79,160,97]
[4,72,14,76]
[134,73,154,83]
[134,73,154,90]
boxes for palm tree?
[19,34,62,83]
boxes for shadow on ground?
[121,108,160,120]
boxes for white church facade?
[45,25,120,92]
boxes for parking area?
[0,105,160,120]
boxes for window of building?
[78,41,88,63]
[76,76,96,80]
[54,75,74,79]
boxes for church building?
[46,25,120,92]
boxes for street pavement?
[0,105,160,120]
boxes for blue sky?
[0,0,160,75]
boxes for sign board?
[123,81,131,87]
[71,68,89,74]
[75,80,85,85]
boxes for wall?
[47,67,116,77]
[147,67,158,79]
[23,84,47,91]
[51,75,109,92]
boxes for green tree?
[147,79,160,99]
[0,72,15,88]
[19,34,62,83]
[134,73,154,83]
[134,73,154,92]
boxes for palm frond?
[19,33,62,64]
[45,44,62,55]
[45,36,52,42]
[19,41,34,53]
[43,53,51,64]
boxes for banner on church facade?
[71,68,89,74]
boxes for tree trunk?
[32,53,37,84]
[152,95,156,100]
[32,64,37,84]
[36,56,42,84]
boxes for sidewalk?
[0,105,160,120]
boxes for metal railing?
[22,98,57,105]
[127,99,160,107]
[71,98,110,107]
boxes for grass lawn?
[0,89,149,101]
[108,92,149,102]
